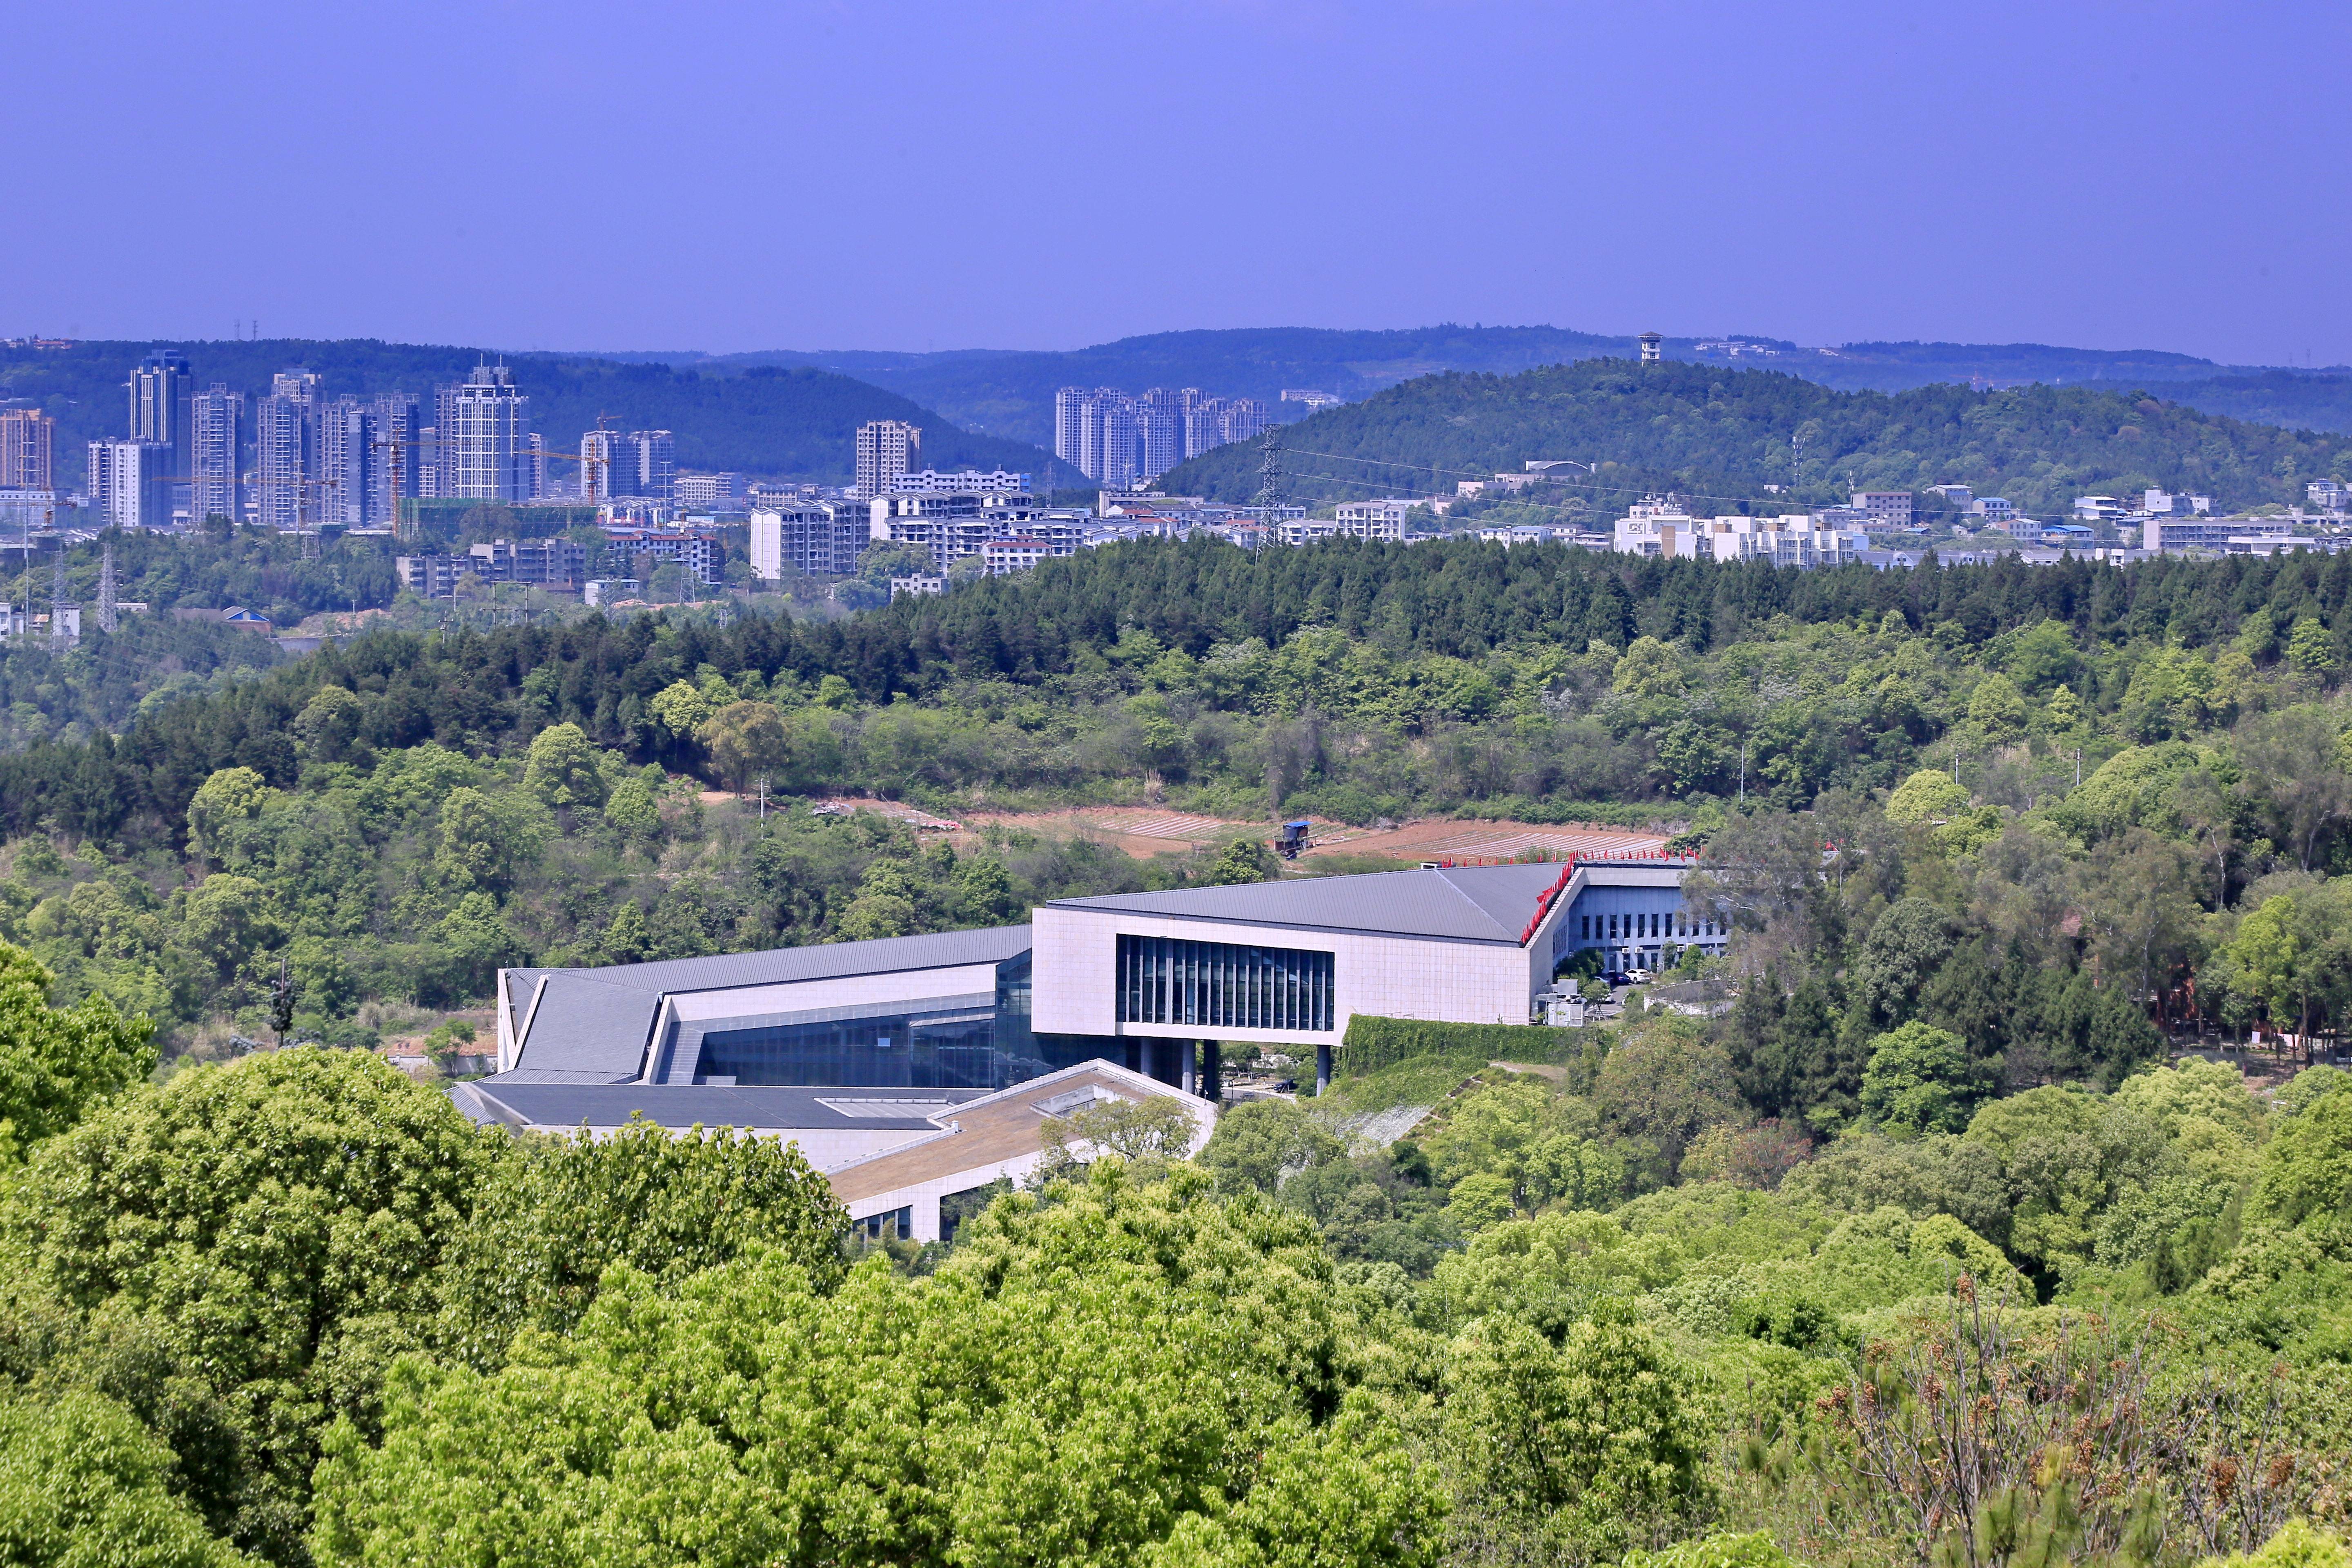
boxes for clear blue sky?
[8,1,2345,365]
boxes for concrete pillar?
[1180,1040,1196,1095]
[1201,1040,1221,1102]
[1315,1044,1332,1096]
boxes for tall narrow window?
[1115,934,1335,1031]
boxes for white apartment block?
[891,468,1031,494]
[751,502,869,578]
[674,473,746,508]
[2144,515,2299,554]
[1613,509,1865,567]
[855,420,921,500]
[1332,499,1414,539]
[982,538,1051,575]
[187,388,242,524]
[87,440,171,530]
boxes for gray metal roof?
[505,925,1034,1080]
[507,924,1031,1001]
[1047,863,1581,944]
[456,1078,987,1133]
[511,974,663,1079]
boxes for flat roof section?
[456,1079,989,1134]
[1047,862,1588,944]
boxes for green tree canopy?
[314,1165,1443,1568]
[0,1390,247,1568]
[1859,1022,1985,1137]
[0,942,154,1162]
[435,1116,848,1369]
[0,1049,494,1564]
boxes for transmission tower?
[1252,425,1283,546]
[96,542,117,634]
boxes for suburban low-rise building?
[1332,499,1414,538]
[2144,515,2299,553]
[1613,508,1864,566]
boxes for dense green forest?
[659,325,2352,445]
[0,965,2348,1566]
[0,338,1074,488]
[9,535,2352,1051]
[1164,359,2352,516]
[2,535,2352,1564]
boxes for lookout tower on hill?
[1639,331,1663,365]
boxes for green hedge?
[1339,1015,1590,1076]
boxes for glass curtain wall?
[1114,934,1334,1032]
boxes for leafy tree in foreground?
[435,1116,849,1370]
[314,1163,1443,1568]
[0,1390,247,1568]
[1441,1310,1715,1565]
[0,1049,495,1567]
[0,940,154,1161]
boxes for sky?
[6,1,2347,365]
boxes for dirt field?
[797,797,1667,864]
[1301,817,1667,864]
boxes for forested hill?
[0,339,1076,489]
[9,534,2352,848]
[631,325,2352,444]
[1160,359,2352,516]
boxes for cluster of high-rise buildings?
[1052,387,1269,488]
[61,351,552,532]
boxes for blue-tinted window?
[1115,934,1334,1032]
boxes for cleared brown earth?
[795,798,1669,864]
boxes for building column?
[1200,1041,1221,1102]
[1315,1044,1332,1096]
[1180,1040,1196,1095]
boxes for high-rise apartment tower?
[254,370,320,530]
[188,385,244,523]
[855,420,920,500]
[129,349,190,468]
[443,364,533,502]
[0,409,56,490]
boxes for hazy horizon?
[7,2,2346,365]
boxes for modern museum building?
[485,855,1713,1098]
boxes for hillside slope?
[642,325,2352,444]
[0,339,1076,490]
[1158,359,2352,517]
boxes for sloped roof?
[1047,863,1575,944]
[505,924,1031,1002]
[504,925,1033,1080]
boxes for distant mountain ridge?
[1153,357,2352,519]
[603,325,2352,445]
[0,339,1077,491]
